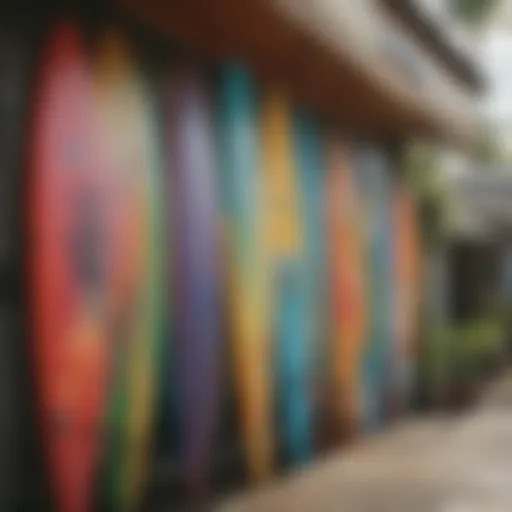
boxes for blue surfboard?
[292,108,325,454]
[354,144,393,431]
[379,153,395,421]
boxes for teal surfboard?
[291,108,325,456]
[259,89,310,466]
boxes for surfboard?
[259,89,310,464]
[28,21,113,511]
[392,183,421,414]
[379,155,395,423]
[324,137,366,441]
[292,108,325,452]
[354,144,392,431]
[162,64,220,494]
[218,64,273,480]
[93,31,164,510]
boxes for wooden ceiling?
[117,0,477,145]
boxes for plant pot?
[449,379,479,410]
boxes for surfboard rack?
[115,0,481,146]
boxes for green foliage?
[418,188,449,249]
[472,124,505,165]
[397,142,450,249]
[448,318,504,380]
[419,316,505,404]
[448,0,501,27]
[397,142,441,195]
[418,323,452,402]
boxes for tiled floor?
[217,374,512,512]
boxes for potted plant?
[417,324,452,408]
[447,317,505,407]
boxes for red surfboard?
[28,22,112,512]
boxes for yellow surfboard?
[259,88,311,462]
[259,89,302,258]
[93,32,164,510]
[218,65,273,480]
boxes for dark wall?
[449,239,503,321]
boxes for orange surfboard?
[324,138,366,441]
[393,185,421,412]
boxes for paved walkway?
[217,373,512,512]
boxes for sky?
[480,1,512,125]
[417,0,511,126]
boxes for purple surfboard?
[163,64,220,495]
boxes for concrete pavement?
[217,374,512,512]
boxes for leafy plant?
[448,0,501,27]
[418,316,505,406]
[472,123,506,165]
[449,317,505,380]
[418,323,452,406]
[396,142,450,249]
[419,189,449,249]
